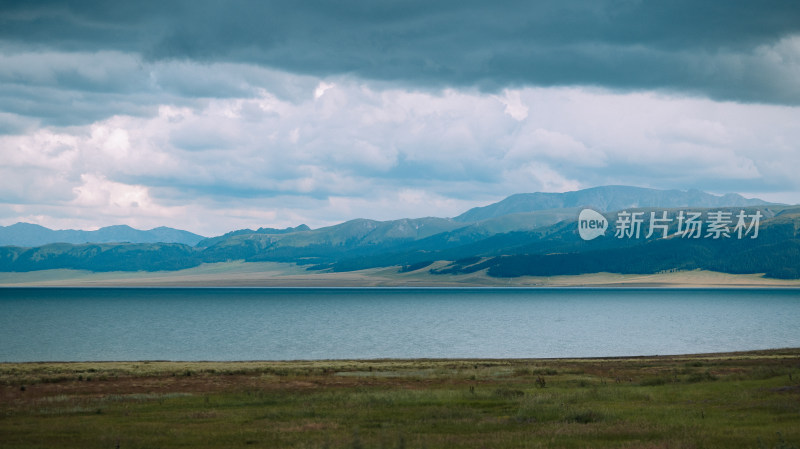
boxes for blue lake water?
[1,287,799,362]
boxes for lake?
[1,287,799,362]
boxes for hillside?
[455,186,774,222]
[444,207,800,280]
[0,223,206,247]
[0,186,797,280]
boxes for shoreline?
[1,261,799,288]
[3,347,799,366]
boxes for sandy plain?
[1,261,799,288]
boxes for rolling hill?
[1,186,797,279]
[454,186,774,222]
[0,223,206,247]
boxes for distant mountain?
[323,205,800,278]
[1,186,797,279]
[446,206,800,280]
[2,205,797,278]
[200,217,463,264]
[0,242,201,272]
[0,223,206,247]
[196,224,311,248]
[454,186,775,222]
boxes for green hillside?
[1,187,797,279]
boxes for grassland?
[2,349,799,448]
[2,261,800,287]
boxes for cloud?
[502,162,583,194]
[1,0,799,109]
[314,82,335,100]
[2,2,800,234]
[0,48,319,128]
[72,173,157,212]
[505,128,605,167]
[2,68,799,234]
[495,90,529,121]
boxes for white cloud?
[494,89,529,121]
[1,62,800,235]
[502,162,583,194]
[323,190,476,222]
[69,173,187,226]
[314,81,335,99]
[72,173,149,209]
[506,127,606,167]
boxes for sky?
[1,0,799,236]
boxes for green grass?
[1,349,799,448]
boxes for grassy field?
[1,349,799,448]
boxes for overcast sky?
[2,0,799,236]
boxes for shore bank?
[1,261,799,287]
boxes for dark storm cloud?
[2,0,799,104]
[0,45,319,128]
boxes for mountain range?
[454,186,772,222]
[0,223,205,247]
[1,185,798,279]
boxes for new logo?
[578,209,608,241]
